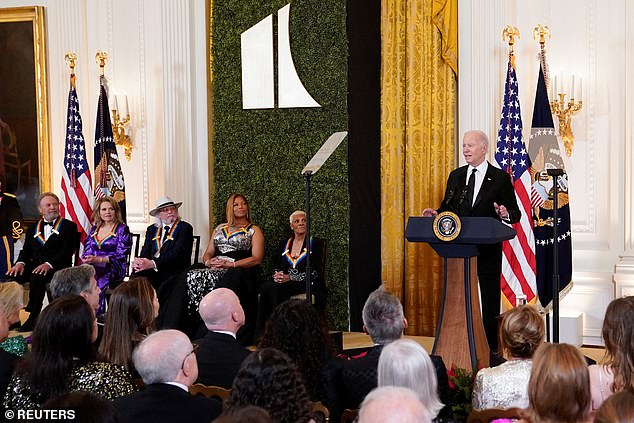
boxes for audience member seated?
[226,348,312,423]
[132,196,193,290]
[82,196,132,314]
[378,339,452,422]
[589,296,634,410]
[213,405,273,423]
[332,287,450,419]
[194,288,251,388]
[98,277,159,375]
[0,304,20,402]
[595,391,634,423]
[181,193,264,344]
[3,296,137,409]
[0,282,27,356]
[256,210,326,336]
[5,192,79,332]
[43,391,118,423]
[50,264,102,313]
[519,343,592,423]
[472,304,545,410]
[114,329,222,423]
[358,386,432,423]
[258,298,334,403]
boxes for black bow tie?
[44,221,55,227]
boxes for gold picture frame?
[0,6,50,221]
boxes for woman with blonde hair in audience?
[589,296,634,410]
[595,391,634,423]
[378,339,450,422]
[4,296,136,408]
[472,304,545,410]
[520,343,592,423]
[98,277,159,373]
[0,281,27,356]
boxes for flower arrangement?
[447,364,477,422]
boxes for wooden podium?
[405,217,516,371]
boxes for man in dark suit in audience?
[132,196,193,289]
[114,329,222,423]
[330,287,451,420]
[423,130,520,352]
[194,288,251,388]
[6,192,79,332]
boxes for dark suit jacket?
[0,193,22,239]
[194,330,251,389]
[438,162,520,223]
[138,219,193,286]
[114,383,222,423]
[16,217,78,272]
[331,345,451,419]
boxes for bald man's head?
[198,288,245,333]
[133,329,196,385]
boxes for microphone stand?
[303,171,313,303]
[546,168,564,343]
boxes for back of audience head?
[378,339,443,418]
[19,295,96,401]
[133,329,196,386]
[50,264,100,312]
[258,298,332,400]
[228,348,312,423]
[362,286,406,345]
[213,405,273,423]
[0,281,23,325]
[199,287,245,333]
[526,343,590,423]
[595,391,634,423]
[43,391,117,423]
[499,304,545,359]
[359,386,431,423]
[602,296,634,393]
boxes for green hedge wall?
[211,0,349,329]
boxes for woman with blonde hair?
[472,304,545,410]
[521,343,591,423]
[0,282,27,356]
[589,296,634,409]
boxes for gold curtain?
[381,0,457,336]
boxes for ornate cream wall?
[460,0,632,345]
[3,0,211,239]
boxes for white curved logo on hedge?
[241,3,321,110]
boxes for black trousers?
[477,243,502,353]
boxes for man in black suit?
[114,329,222,423]
[423,129,520,352]
[194,288,251,388]
[331,288,451,420]
[6,192,79,332]
[132,196,194,289]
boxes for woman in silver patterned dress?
[186,193,264,343]
[471,304,545,411]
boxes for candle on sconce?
[124,94,129,118]
[554,75,558,97]
[579,77,583,101]
[571,75,575,99]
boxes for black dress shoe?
[17,317,37,333]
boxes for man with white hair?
[359,386,431,423]
[114,329,221,423]
[194,288,251,388]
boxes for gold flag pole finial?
[533,24,551,46]
[95,51,108,77]
[64,52,77,75]
[503,26,520,52]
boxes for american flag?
[94,76,126,220]
[494,54,538,308]
[528,56,573,310]
[60,74,93,243]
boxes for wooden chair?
[310,401,330,423]
[466,407,522,423]
[341,408,358,423]
[188,383,231,402]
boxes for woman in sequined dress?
[186,193,264,343]
[3,296,137,409]
[471,304,545,411]
[83,197,132,315]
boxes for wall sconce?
[550,73,583,157]
[111,94,132,160]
